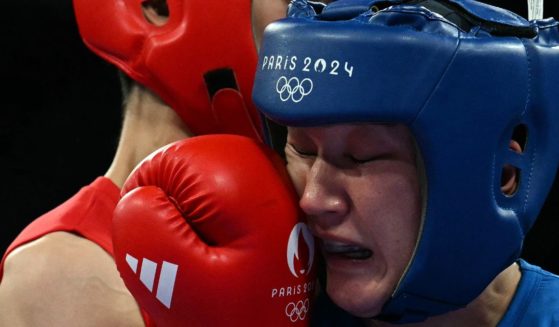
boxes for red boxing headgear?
[73,0,263,140]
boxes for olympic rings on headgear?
[276,76,313,103]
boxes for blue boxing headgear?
[253,0,559,323]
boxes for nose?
[299,159,349,228]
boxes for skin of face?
[285,123,422,318]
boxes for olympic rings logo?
[285,299,310,322]
[276,76,313,103]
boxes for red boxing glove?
[113,135,316,326]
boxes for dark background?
[1,0,121,252]
[1,1,558,274]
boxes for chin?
[326,270,391,318]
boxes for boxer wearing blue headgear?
[254,0,559,324]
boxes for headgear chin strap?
[73,0,263,140]
[253,0,559,322]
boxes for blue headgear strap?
[253,0,559,322]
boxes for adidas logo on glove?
[125,254,178,309]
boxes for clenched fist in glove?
[113,135,316,326]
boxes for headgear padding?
[253,0,559,322]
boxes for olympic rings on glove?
[285,299,310,322]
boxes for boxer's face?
[286,123,421,318]
[251,0,291,50]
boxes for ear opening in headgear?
[500,124,528,197]
[204,68,240,99]
[501,165,521,197]
[142,0,170,26]
[511,123,528,152]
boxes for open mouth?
[322,240,373,260]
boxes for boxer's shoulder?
[0,232,144,326]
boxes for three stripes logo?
[125,254,178,309]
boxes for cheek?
[286,161,308,198]
[351,166,422,255]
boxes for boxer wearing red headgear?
[73,0,264,140]
[0,0,293,325]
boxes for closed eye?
[348,155,375,164]
[287,143,316,158]
[349,156,373,164]
[346,153,390,164]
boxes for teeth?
[342,250,373,260]
[323,241,373,260]
[323,241,362,253]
